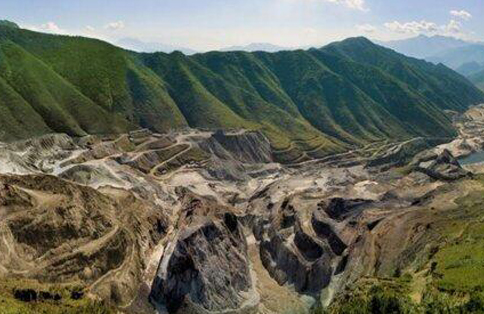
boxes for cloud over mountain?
[450,10,472,20]
[105,21,125,31]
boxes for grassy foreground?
[314,175,484,314]
[0,279,114,314]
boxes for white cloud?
[287,0,367,11]
[356,24,376,33]
[325,0,366,11]
[444,19,462,34]
[384,20,438,34]
[105,21,125,31]
[26,21,68,35]
[41,22,61,33]
[85,25,95,32]
[383,18,468,39]
[450,10,472,20]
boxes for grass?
[433,188,484,293]
[324,279,418,314]
[1,23,483,154]
[322,277,484,313]
[435,242,484,292]
[0,279,114,314]
[315,177,484,313]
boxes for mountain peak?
[324,36,376,51]
[0,20,19,29]
[344,36,373,43]
[338,36,376,47]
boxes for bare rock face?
[0,174,168,305]
[211,130,272,164]
[366,137,448,169]
[322,198,372,222]
[256,199,336,295]
[198,130,274,181]
[311,210,348,256]
[259,224,334,294]
[150,195,258,314]
[415,149,471,181]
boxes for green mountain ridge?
[0,24,483,156]
[0,20,19,29]
[469,70,484,92]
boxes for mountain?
[380,35,470,59]
[0,20,19,29]
[469,69,484,91]
[426,45,484,91]
[455,61,484,77]
[116,37,197,55]
[0,23,483,155]
[427,44,484,73]
[2,105,484,313]
[220,42,291,52]
[380,35,484,80]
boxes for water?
[458,151,484,166]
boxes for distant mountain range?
[379,35,470,59]
[379,35,484,91]
[116,40,296,54]
[427,45,484,76]
[0,21,483,156]
[220,43,293,52]
[116,37,198,55]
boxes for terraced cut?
[0,102,481,313]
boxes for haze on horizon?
[0,0,483,52]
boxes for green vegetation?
[0,279,114,314]
[331,284,417,314]
[469,70,484,92]
[0,20,19,28]
[318,280,484,313]
[0,23,483,155]
[433,188,484,293]
[314,177,484,314]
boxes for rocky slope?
[150,193,258,314]
[2,106,484,313]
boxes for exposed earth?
[2,105,484,313]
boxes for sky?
[0,0,483,51]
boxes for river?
[458,151,484,166]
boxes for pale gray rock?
[415,149,471,180]
[150,196,258,313]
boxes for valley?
[1,22,483,155]
[1,103,484,313]
[1,18,484,314]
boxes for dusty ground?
[1,105,484,313]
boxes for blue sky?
[1,0,482,50]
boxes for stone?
[150,195,258,313]
[415,149,471,181]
